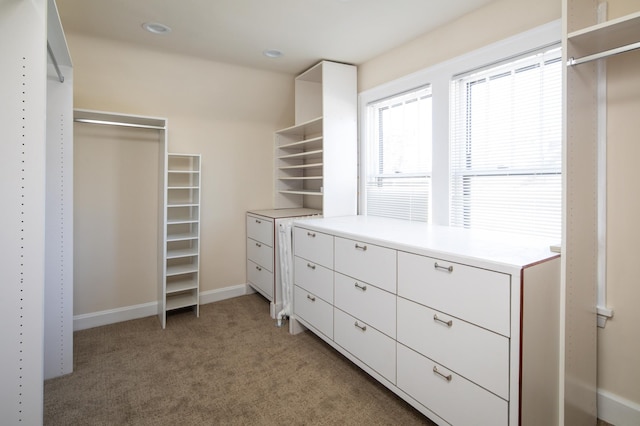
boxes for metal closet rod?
[73,118,166,130]
[569,40,640,66]
[47,42,64,83]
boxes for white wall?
[67,33,294,316]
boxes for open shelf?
[166,291,198,311]
[161,153,201,327]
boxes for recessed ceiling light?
[142,22,172,35]
[263,49,283,59]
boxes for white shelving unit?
[160,153,201,328]
[274,61,357,217]
[563,1,640,423]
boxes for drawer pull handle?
[434,262,453,273]
[433,366,452,382]
[255,266,262,271]
[255,242,262,248]
[355,243,368,251]
[354,321,367,332]
[433,314,453,327]
[255,219,261,224]
[307,263,316,270]
[307,294,316,302]
[354,282,367,291]
[307,232,316,238]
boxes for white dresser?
[291,215,561,426]
[246,208,320,318]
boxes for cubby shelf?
[273,61,357,217]
[160,153,201,328]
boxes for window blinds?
[365,86,432,222]
[450,46,562,239]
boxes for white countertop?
[293,215,559,271]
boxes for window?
[358,21,561,240]
[363,86,432,221]
[450,47,562,239]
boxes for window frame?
[358,20,561,228]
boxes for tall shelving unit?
[563,1,640,424]
[160,153,201,328]
[274,60,357,217]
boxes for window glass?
[364,86,432,221]
[450,46,562,240]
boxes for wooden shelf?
[166,263,199,276]
[167,277,198,294]
[279,135,323,149]
[167,231,199,242]
[166,247,199,259]
[277,149,323,160]
[278,176,323,180]
[279,190,323,196]
[278,163,323,170]
[568,11,640,61]
[275,116,323,137]
[166,292,198,311]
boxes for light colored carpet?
[44,293,434,425]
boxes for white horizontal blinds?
[365,86,433,221]
[450,46,562,239]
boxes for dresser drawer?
[334,272,396,338]
[294,285,333,339]
[247,259,273,299]
[398,251,510,337]
[246,214,273,246]
[334,237,396,294]
[397,344,508,426]
[397,297,509,400]
[293,226,333,268]
[334,308,396,384]
[294,255,333,303]
[247,237,273,271]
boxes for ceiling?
[56,0,495,75]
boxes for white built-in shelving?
[274,61,357,217]
[160,153,201,327]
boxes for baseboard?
[73,301,158,331]
[598,388,640,426]
[199,283,255,305]
[73,284,255,331]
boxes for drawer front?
[397,344,508,426]
[334,272,396,338]
[334,308,396,384]
[294,256,333,303]
[334,237,396,294]
[293,285,333,339]
[246,214,273,246]
[247,259,273,299]
[293,226,333,268]
[247,237,273,271]
[397,297,509,400]
[398,251,511,336]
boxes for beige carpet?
[44,293,435,425]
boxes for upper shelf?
[568,11,640,64]
[275,116,323,137]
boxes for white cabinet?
[246,208,320,318]
[160,154,201,328]
[274,61,357,217]
[291,215,561,426]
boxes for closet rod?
[569,40,640,66]
[47,42,64,83]
[74,118,166,130]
